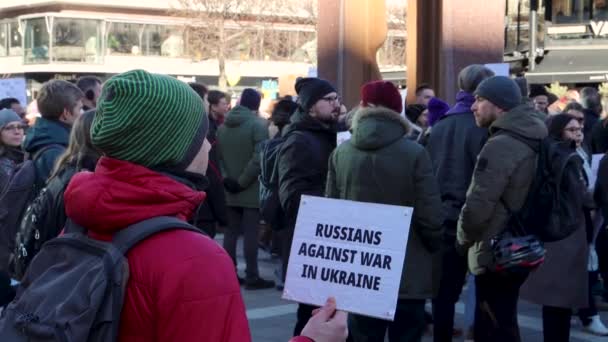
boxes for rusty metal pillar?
[407,0,505,104]
[318,0,387,109]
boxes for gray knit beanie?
[0,109,21,129]
[474,76,522,111]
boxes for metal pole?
[529,0,538,71]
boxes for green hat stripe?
[92,69,206,168]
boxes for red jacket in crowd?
[64,157,251,342]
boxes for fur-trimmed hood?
[350,106,411,150]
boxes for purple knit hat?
[427,97,450,127]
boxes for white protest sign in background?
[591,154,604,188]
[0,78,27,108]
[282,195,412,321]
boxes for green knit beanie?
[92,70,208,169]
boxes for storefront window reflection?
[9,21,22,57]
[107,22,143,55]
[53,18,102,63]
[24,18,49,64]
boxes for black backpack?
[0,145,63,272]
[0,216,203,341]
[505,134,584,242]
[259,131,302,229]
[9,167,78,280]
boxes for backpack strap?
[111,216,205,255]
[30,143,65,161]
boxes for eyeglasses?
[321,96,341,104]
[564,127,582,133]
[2,124,26,132]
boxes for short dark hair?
[76,76,101,93]
[37,80,84,120]
[563,101,584,113]
[0,97,20,110]
[581,88,603,113]
[415,84,433,96]
[207,90,227,106]
[188,82,209,100]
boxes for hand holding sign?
[283,195,412,321]
[300,298,348,342]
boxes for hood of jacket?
[223,105,257,128]
[350,106,410,150]
[283,110,337,136]
[23,117,71,153]
[64,157,206,236]
[490,104,548,140]
[446,91,475,116]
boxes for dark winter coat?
[193,116,228,235]
[0,147,24,192]
[584,108,600,151]
[426,103,488,229]
[326,106,444,299]
[521,149,588,309]
[457,104,548,275]
[217,106,269,208]
[592,119,608,154]
[22,117,70,188]
[596,153,608,226]
[277,111,338,230]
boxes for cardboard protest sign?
[282,195,412,321]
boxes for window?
[593,0,608,20]
[143,25,184,57]
[24,18,50,64]
[9,21,21,56]
[107,22,143,55]
[549,0,593,23]
[0,23,7,57]
[53,18,101,63]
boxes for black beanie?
[240,88,261,111]
[406,104,426,123]
[295,77,337,111]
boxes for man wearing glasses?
[276,77,342,337]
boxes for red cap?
[361,80,403,114]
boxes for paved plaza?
[222,235,608,342]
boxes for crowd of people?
[0,64,606,342]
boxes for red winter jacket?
[64,157,251,342]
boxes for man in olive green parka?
[217,88,274,290]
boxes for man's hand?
[223,178,245,193]
[300,298,348,342]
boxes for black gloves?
[223,178,245,194]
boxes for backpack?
[0,145,63,272]
[0,216,203,341]
[9,167,78,280]
[504,133,584,242]
[259,131,302,229]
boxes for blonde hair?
[50,110,101,180]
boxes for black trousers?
[293,303,315,337]
[432,230,468,342]
[542,306,571,342]
[349,299,426,342]
[475,271,528,342]
[579,271,599,325]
